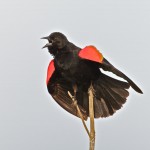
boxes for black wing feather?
[100,58,143,94]
[47,72,88,120]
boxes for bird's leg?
[88,83,95,150]
[68,84,90,137]
[69,84,78,108]
[72,84,77,104]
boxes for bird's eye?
[54,37,58,40]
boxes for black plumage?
[42,32,143,120]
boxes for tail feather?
[105,88,123,110]
[95,84,114,117]
[111,88,129,98]
[76,73,130,118]
[92,73,130,118]
[106,86,127,104]
[94,98,110,117]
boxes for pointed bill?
[42,43,52,49]
[41,36,49,40]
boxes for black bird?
[42,32,143,120]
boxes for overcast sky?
[0,0,149,150]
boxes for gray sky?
[0,0,149,150]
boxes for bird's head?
[41,32,68,56]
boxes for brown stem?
[88,84,95,150]
[68,91,90,138]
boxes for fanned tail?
[77,73,130,118]
[48,72,130,119]
[93,73,130,118]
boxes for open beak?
[41,36,52,49]
[42,42,52,49]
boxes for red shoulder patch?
[47,59,55,84]
[78,46,103,63]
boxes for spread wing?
[79,46,143,94]
[46,60,87,120]
[100,58,143,93]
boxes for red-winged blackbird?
[42,32,143,120]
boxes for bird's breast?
[55,51,78,70]
[54,51,100,83]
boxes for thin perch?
[68,91,90,137]
[68,83,96,150]
[88,84,95,150]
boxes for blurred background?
[0,0,149,150]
